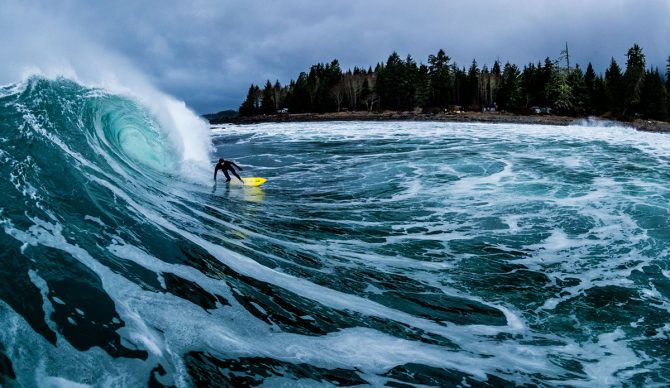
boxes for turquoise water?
[1,78,670,386]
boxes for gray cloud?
[2,0,669,113]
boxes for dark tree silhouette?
[235,44,669,124]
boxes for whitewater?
[1,78,670,386]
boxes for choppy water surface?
[1,81,670,387]
[211,121,670,386]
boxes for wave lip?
[4,76,206,175]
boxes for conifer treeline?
[239,44,670,121]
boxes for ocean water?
[1,78,670,386]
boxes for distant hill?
[203,110,239,123]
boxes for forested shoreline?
[237,44,669,123]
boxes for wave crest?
[4,76,203,174]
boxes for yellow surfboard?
[231,177,267,187]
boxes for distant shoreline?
[209,111,670,133]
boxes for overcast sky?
[2,0,669,113]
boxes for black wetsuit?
[214,160,244,182]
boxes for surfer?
[214,158,244,183]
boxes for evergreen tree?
[325,59,343,110]
[427,49,452,108]
[623,44,646,116]
[239,84,260,116]
[539,58,555,106]
[361,78,370,101]
[480,65,490,105]
[521,63,537,107]
[288,72,311,113]
[498,62,523,111]
[545,69,573,114]
[402,54,419,110]
[415,64,431,109]
[466,60,480,109]
[273,80,282,110]
[260,80,275,114]
[568,65,587,116]
[584,63,597,113]
[490,60,501,105]
[283,80,295,111]
[376,52,407,110]
[592,76,608,114]
[640,68,668,120]
[306,64,322,110]
[306,60,343,112]
[605,58,625,116]
[453,66,467,108]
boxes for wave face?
[2,99,670,386]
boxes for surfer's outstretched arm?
[214,166,219,180]
[231,161,243,171]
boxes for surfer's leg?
[223,170,231,182]
[231,169,244,183]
